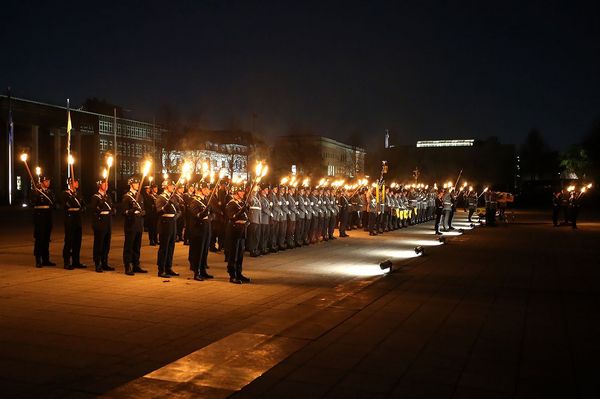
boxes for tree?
[582,118,600,181]
[560,145,590,179]
[519,129,559,181]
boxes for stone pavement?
[0,210,598,398]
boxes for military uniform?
[90,187,114,272]
[259,190,271,254]
[122,185,146,275]
[182,188,195,245]
[247,190,262,256]
[569,192,580,229]
[155,184,180,277]
[295,189,307,246]
[225,190,250,284]
[269,189,281,251]
[62,185,85,269]
[434,193,444,234]
[144,187,159,245]
[286,188,297,248]
[31,181,56,267]
[187,188,213,280]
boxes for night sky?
[2,1,599,150]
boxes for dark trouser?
[146,215,158,244]
[183,213,190,243]
[448,209,455,228]
[435,211,443,233]
[339,210,349,236]
[468,208,476,222]
[260,224,270,253]
[176,215,184,241]
[63,217,82,265]
[188,221,210,273]
[123,230,142,266]
[321,216,328,239]
[93,226,111,266]
[310,217,319,242]
[286,220,295,248]
[210,219,224,250]
[247,223,261,255]
[33,211,52,262]
[552,207,560,226]
[295,218,305,246]
[363,211,369,231]
[382,212,389,231]
[485,207,496,226]
[223,222,231,261]
[278,220,287,249]
[442,210,451,230]
[227,224,246,278]
[570,206,579,228]
[270,221,279,250]
[561,206,569,224]
[202,222,211,268]
[157,218,176,273]
[328,215,336,238]
[303,218,311,244]
[368,212,377,234]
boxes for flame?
[581,187,587,193]
[148,176,153,182]
[20,153,28,162]
[107,155,114,168]
[260,165,269,178]
[281,177,289,185]
[219,168,227,179]
[68,155,75,165]
[587,183,593,189]
[142,160,151,176]
[35,167,41,176]
[163,173,169,180]
[202,162,209,174]
[469,186,473,192]
[302,178,310,187]
[102,168,108,179]
[255,162,263,176]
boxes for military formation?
[30,170,493,284]
[551,184,591,229]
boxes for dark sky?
[2,0,599,150]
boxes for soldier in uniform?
[209,181,227,252]
[269,185,282,252]
[569,190,580,229]
[31,175,56,268]
[155,180,180,278]
[182,184,195,245]
[301,186,313,245]
[259,184,271,255]
[174,184,186,242]
[559,189,569,225]
[294,186,307,247]
[277,185,289,250]
[90,179,115,273]
[286,185,298,248]
[367,188,378,235]
[144,184,159,246]
[247,186,262,257]
[467,190,478,222]
[62,177,86,270]
[442,189,453,231]
[326,188,337,240]
[434,189,444,235]
[338,188,350,237]
[188,182,214,280]
[552,191,561,227]
[309,188,320,243]
[122,176,147,276]
[225,184,251,284]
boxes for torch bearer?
[20,153,39,190]
[207,168,227,204]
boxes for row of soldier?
[29,174,481,284]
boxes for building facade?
[272,135,366,180]
[0,95,163,204]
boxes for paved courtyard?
[0,210,598,398]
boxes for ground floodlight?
[414,246,424,255]
[379,259,393,271]
[438,236,446,244]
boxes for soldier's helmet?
[66,177,78,185]
[128,175,140,185]
[162,179,174,188]
[39,175,50,182]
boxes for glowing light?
[281,177,289,185]
[149,176,153,182]
[142,160,151,176]
[567,185,575,192]
[20,153,28,162]
[469,186,473,192]
[302,178,310,187]
[260,165,269,178]
[587,183,593,189]
[106,156,114,168]
[163,173,169,180]
[35,167,41,176]
[68,155,75,165]
[255,162,263,176]
[219,168,227,179]
[581,187,587,193]
[102,168,108,179]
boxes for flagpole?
[7,87,14,205]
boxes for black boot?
[64,262,74,270]
[133,264,148,273]
[35,257,43,268]
[193,271,204,281]
[200,269,214,279]
[125,263,135,276]
[238,274,251,283]
[95,263,103,273]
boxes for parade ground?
[1,210,598,398]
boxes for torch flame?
[68,155,75,165]
[163,173,169,180]
[255,162,263,177]
[260,165,269,178]
[107,155,114,168]
[281,177,289,185]
[142,160,152,176]
[102,168,108,179]
[219,168,226,179]
[20,153,28,162]
[35,167,41,176]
